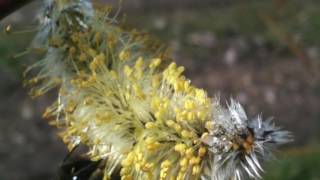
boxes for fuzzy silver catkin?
[203,99,292,179]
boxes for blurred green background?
[0,0,320,179]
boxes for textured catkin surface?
[20,0,292,179]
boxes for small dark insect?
[55,145,121,180]
[233,129,255,155]
[55,146,104,180]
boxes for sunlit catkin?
[25,0,292,179]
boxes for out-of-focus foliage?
[2,1,320,71]
[264,147,320,180]
[129,1,320,62]
[0,33,31,74]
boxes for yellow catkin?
[119,50,131,61]
[26,1,215,180]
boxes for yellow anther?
[137,153,143,161]
[120,167,130,174]
[160,98,168,108]
[134,69,143,79]
[177,173,184,180]
[114,124,121,131]
[174,143,186,154]
[201,132,209,139]
[195,89,206,98]
[42,108,52,119]
[121,159,131,167]
[205,121,214,130]
[161,160,171,168]
[177,66,185,74]
[168,62,176,70]
[145,122,155,129]
[181,130,191,138]
[190,156,201,165]
[142,163,153,172]
[197,110,207,121]
[176,110,186,122]
[124,65,133,77]
[135,163,141,171]
[126,152,134,163]
[152,75,161,89]
[185,148,194,158]
[29,77,39,84]
[155,110,164,120]
[147,164,154,172]
[132,83,145,98]
[192,165,201,175]
[184,100,196,110]
[149,58,161,69]
[187,111,196,121]
[135,57,144,70]
[147,142,160,151]
[198,146,207,157]
[179,157,188,167]
[151,97,161,110]
[145,137,155,144]
[121,175,133,180]
[174,80,184,91]
[160,171,167,179]
[174,124,182,132]
[184,81,191,91]
[119,50,130,61]
[165,120,175,127]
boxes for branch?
[0,0,34,20]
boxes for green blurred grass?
[0,31,32,75]
[264,147,320,180]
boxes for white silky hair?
[204,99,292,180]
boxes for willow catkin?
[24,0,292,179]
